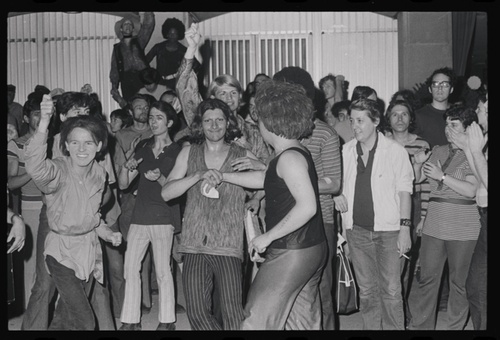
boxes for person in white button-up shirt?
[334,98,413,330]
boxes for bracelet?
[400,218,412,227]
[440,173,447,183]
[11,213,23,224]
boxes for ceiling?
[7,11,398,21]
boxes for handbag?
[335,245,359,314]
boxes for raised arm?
[175,23,203,126]
[137,12,155,49]
[24,95,63,194]
[118,152,142,190]
[466,122,488,190]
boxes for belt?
[51,228,94,237]
[429,197,476,205]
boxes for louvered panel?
[319,11,398,105]
[7,12,121,120]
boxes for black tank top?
[264,147,325,249]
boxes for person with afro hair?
[146,17,200,90]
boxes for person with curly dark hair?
[146,17,199,90]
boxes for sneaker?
[119,322,142,331]
[156,322,175,331]
[175,303,186,314]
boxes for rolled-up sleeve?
[394,145,414,194]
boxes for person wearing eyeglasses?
[415,67,456,148]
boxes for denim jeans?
[46,255,96,330]
[102,229,125,318]
[408,234,476,330]
[346,226,404,330]
[466,207,487,330]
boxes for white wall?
[199,11,399,106]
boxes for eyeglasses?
[431,81,451,89]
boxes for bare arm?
[397,191,412,256]
[334,75,345,102]
[7,156,31,191]
[249,151,317,254]
[423,160,478,198]
[162,145,200,201]
[222,170,265,190]
[117,155,142,190]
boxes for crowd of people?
[6,16,488,332]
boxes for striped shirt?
[7,134,43,202]
[476,143,487,208]
[386,132,431,218]
[301,120,342,225]
[422,144,480,241]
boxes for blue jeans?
[46,255,96,330]
[346,226,404,330]
[466,207,487,330]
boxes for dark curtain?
[452,12,477,77]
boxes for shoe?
[175,303,186,314]
[119,322,142,331]
[141,304,152,315]
[156,322,175,331]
